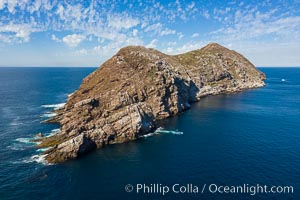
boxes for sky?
[0,0,299,67]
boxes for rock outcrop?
[38,43,266,163]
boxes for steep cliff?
[38,43,266,163]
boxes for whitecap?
[41,112,57,118]
[15,137,35,144]
[142,127,183,138]
[142,132,159,138]
[68,92,74,97]
[9,136,41,150]
[41,103,65,110]
[30,154,52,165]
[11,158,31,164]
[170,130,184,135]
[155,127,183,135]
[15,137,41,145]
[12,154,51,165]
[9,121,24,126]
[7,143,26,151]
[51,128,60,133]
[36,147,51,152]
[44,128,60,137]
[9,117,23,126]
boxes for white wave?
[9,121,23,126]
[45,128,60,137]
[68,92,74,97]
[41,112,57,118]
[7,143,26,151]
[142,127,183,138]
[9,117,23,126]
[11,159,30,164]
[15,137,35,144]
[15,137,41,145]
[31,154,53,165]
[142,132,159,138]
[10,135,43,150]
[155,127,183,135]
[41,103,65,110]
[36,147,51,152]
[45,132,56,137]
[171,131,184,135]
[51,128,60,132]
[12,154,50,165]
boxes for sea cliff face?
[38,43,266,163]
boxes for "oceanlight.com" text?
[124,183,294,196]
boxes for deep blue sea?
[0,67,299,200]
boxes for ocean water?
[0,67,299,200]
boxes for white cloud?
[92,42,119,57]
[146,39,158,48]
[91,36,143,59]
[144,23,176,36]
[0,23,34,43]
[0,0,6,10]
[51,34,61,42]
[124,37,143,46]
[166,47,174,53]
[160,28,176,36]
[187,2,195,10]
[202,10,210,19]
[7,0,17,13]
[73,48,88,56]
[167,41,177,46]
[178,32,184,39]
[15,30,30,42]
[108,14,139,30]
[56,4,64,19]
[62,34,85,47]
[144,23,162,33]
[174,41,208,54]
[132,29,138,37]
[97,37,105,43]
[191,33,200,38]
[92,45,101,54]
[212,8,300,42]
[29,0,42,13]
[0,0,201,46]
[213,7,231,16]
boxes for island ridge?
[36,43,266,163]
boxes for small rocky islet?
[36,43,266,163]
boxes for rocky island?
[37,43,266,163]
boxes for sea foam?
[41,112,57,118]
[45,128,60,137]
[155,127,184,135]
[7,143,27,151]
[15,137,36,144]
[9,137,39,150]
[11,153,53,166]
[36,147,51,152]
[142,127,183,138]
[41,103,65,110]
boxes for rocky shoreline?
[35,43,266,163]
